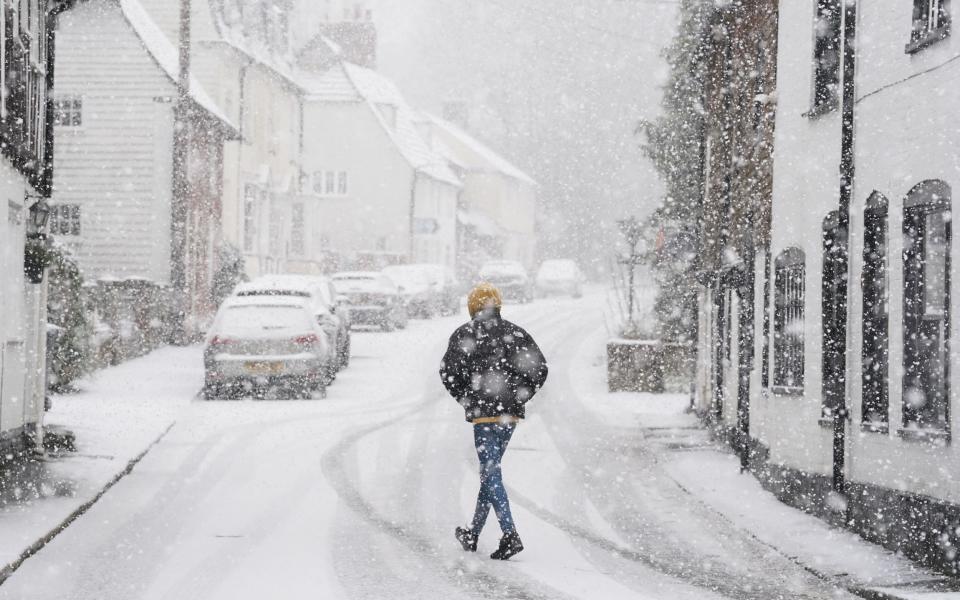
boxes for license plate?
[245,361,283,375]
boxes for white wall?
[52,1,176,284]
[0,158,33,437]
[301,101,414,262]
[842,1,960,502]
[752,0,844,476]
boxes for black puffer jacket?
[440,308,548,422]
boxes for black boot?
[490,531,523,560]
[455,526,478,552]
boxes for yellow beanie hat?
[467,283,503,317]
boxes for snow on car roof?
[332,271,380,280]
[221,295,310,309]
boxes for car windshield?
[216,305,311,337]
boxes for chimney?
[315,3,377,68]
[442,101,469,131]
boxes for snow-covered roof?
[119,0,238,137]
[299,66,360,103]
[203,1,304,93]
[299,60,461,188]
[426,115,537,186]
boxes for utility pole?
[170,0,191,343]
[831,0,859,506]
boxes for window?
[902,181,951,432]
[325,171,335,195]
[811,0,841,114]
[908,0,951,52]
[243,184,257,252]
[3,0,53,191]
[773,248,805,393]
[313,171,348,196]
[862,193,889,428]
[48,204,80,235]
[291,202,305,256]
[53,95,82,127]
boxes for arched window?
[773,247,805,393]
[862,193,889,428]
[902,180,951,432]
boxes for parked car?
[478,260,534,303]
[234,274,351,376]
[414,263,461,316]
[382,265,436,318]
[203,296,332,400]
[536,259,584,298]
[331,272,409,331]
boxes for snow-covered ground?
[0,290,956,599]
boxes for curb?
[0,421,176,586]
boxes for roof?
[119,0,238,137]
[426,115,536,186]
[204,2,304,93]
[299,58,461,187]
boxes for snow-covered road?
[0,293,862,599]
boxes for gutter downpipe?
[409,171,419,261]
[832,0,859,509]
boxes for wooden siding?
[52,0,177,284]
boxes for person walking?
[439,283,548,560]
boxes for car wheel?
[203,383,220,400]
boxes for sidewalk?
[591,391,960,599]
[0,346,200,579]
[567,333,960,600]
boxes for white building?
[694,0,960,573]
[298,56,461,271]
[51,0,237,334]
[421,115,538,276]
[135,0,308,280]
[1,0,69,455]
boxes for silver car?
[203,296,332,399]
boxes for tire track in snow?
[321,407,577,600]
[519,315,856,600]
[321,308,580,600]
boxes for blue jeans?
[471,423,516,535]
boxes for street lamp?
[26,196,50,239]
[24,196,52,284]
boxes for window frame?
[901,181,952,435]
[772,247,806,396]
[809,0,842,117]
[906,0,951,53]
[48,202,80,236]
[52,94,82,127]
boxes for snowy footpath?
[0,292,958,599]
